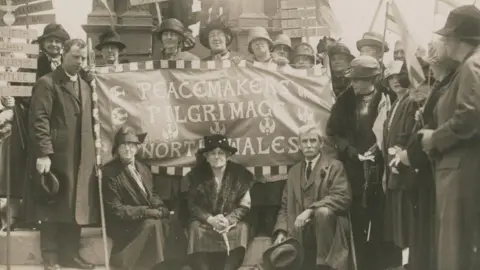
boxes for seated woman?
[102,127,170,270]
[186,134,254,270]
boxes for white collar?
[64,70,78,82]
[306,154,321,168]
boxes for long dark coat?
[273,155,352,270]
[36,52,56,81]
[24,67,97,225]
[430,47,480,270]
[103,158,179,270]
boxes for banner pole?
[380,0,389,67]
[88,38,110,270]
[369,0,385,32]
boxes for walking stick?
[87,38,110,270]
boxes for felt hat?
[95,29,126,51]
[316,36,337,54]
[346,55,381,78]
[272,34,292,51]
[263,238,304,270]
[328,42,354,61]
[197,134,237,155]
[291,42,315,62]
[199,16,233,49]
[356,31,389,52]
[39,171,60,196]
[111,126,147,155]
[384,60,404,80]
[37,23,70,44]
[247,27,273,54]
[156,18,187,40]
[435,5,480,41]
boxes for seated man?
[102,127,171,270]
[273,125,352,270]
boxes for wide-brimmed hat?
[263,238,304,270]
[197,134,237,155]
[199,17,233,49]
[317,36,338,54]
[384,60,404,80]
[37,23,70,44]
[435,5,480,41]
[328,42,354,61]
[346,55,381,78]
[247,27,273,54]
[112,127,147,155]
[272,34,292,51]
[356,31,389,52]
[291,42,316,62]
[156,18,186,41]
[39,171,60,196]
[95,29,126,51]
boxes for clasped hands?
[207,214,234,234]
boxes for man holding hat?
[155,18,199,61]
[95,28,126,66]
[36,23,70,80]
[103,127,173,270]
[199,16,245,61]
[273,124,351,270]
[418,5,480,270]
[271,34,292,66]
[356,31,389,61]
[290,42,317,69]
[328,42,355,96]
[247,27,274,63]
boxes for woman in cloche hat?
[328,42,355,96]
[290,42,316,69]
[326,55,391,270]
[199,15,245,61]
[95,28,127,66]
[186,134,254,270]
[271,34,292,66]
[247,27,274,63]
[36,23,70,79]
[155,18,199,61]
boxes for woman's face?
[331,54,350,72]
[273,45,290,58]
[162,31,181,49]
[118,143,138,162]
[292,55,314,69]
[208,29,228,53]
[205,147,229,169]
[251,38,270,57]
[387,75,405,94]
[351,77,374,94]
[43,37,63,56]
[360,45,382,59]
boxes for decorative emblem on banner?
[210,121,226,135]
[109,85,126,98]
[298,87,307,99]
[162,122,179,140]
[297,107,314,123]
[111,107,128,126]
[259,117,276,135]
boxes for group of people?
[0,3,479,270]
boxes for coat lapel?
[56,67,81,105]
[303,155,323,190]
[136,160,153,199]
[292,165,303,205]
[79,77,90,115]
[120,163,149,205]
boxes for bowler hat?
[346,55,381,78]
[37,23,70,44]
[272,34,292,51]
[263,238,304,270]
[112,127,147,155]
[39,171,60,196]
[95,29,126,51]
[199,17,233,49]
[247,27,273,54]
[328,42,354,61]
[291,42,315,62]
[356,31,389,52]
[197,134,237,155]
[435,5,480,41]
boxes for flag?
[390,0,426,88]
[315,0,342,37]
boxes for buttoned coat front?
[274,155,352,270]
[25,67,97,225]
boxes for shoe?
[44,263,61,270]
[60,255,95,269]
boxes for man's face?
[292,55,314,69]
[101,44,120,65]
[43,37,63,56]
[62,44,87,75]
[118,143,138,162]
[273,45,290,58]
[394,49,405,61]
[360,45,382,59]
[441,36,461,61]
[299,132,322,159]
[208,29,227,53]
[204,147,228,169]
[251,38,270,57]
[331,54,350,72]
[351,77,374,94]
[162,31,181,49]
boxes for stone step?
[0,267,107,270]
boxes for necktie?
[306,161,312,180]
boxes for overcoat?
[430,46,480,270]
[102,158,179,270]
[36,52,57,80]
[24,67,97,225]
[273,155,352,270]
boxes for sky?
[17,0,475,61]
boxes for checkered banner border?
[96,60,327,77]
[150,165,292,182]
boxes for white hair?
[298,124,324,141]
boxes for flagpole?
[369,0,385,31]
[380,0,390,67]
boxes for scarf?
[47,54,62,71]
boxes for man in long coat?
[26,39,97,270]
[419,5,480,270]
[273,125,352,270]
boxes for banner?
[95,61,334,173]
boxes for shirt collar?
[64,69,78,82]
[306,154,321,168]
